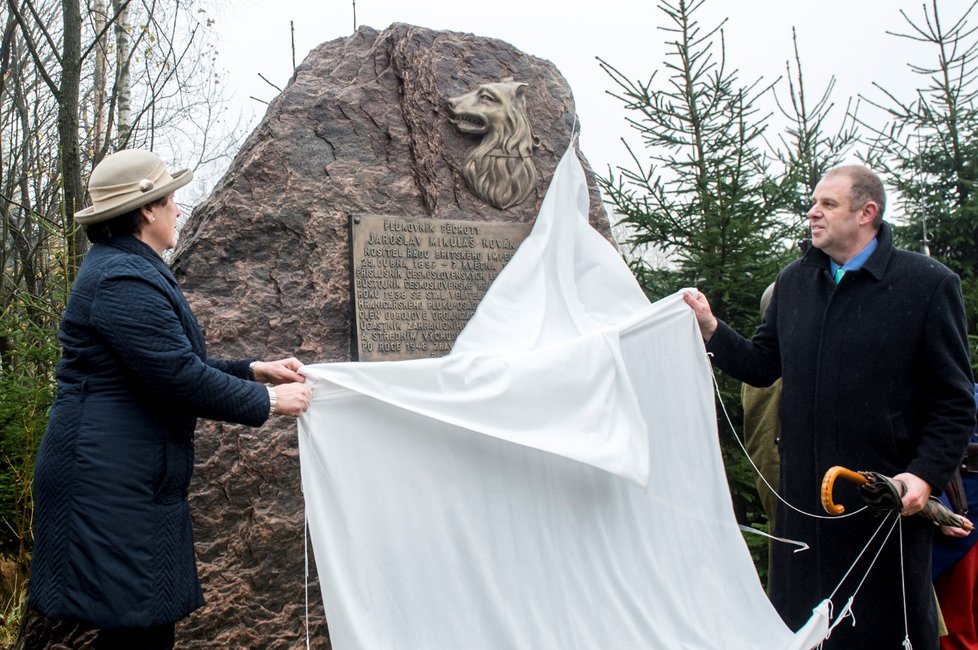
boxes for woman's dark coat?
[28,235,270,628]
[708,223,975,649]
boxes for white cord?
[738,524,809,553]
[304,505,311,650]
[826,510,899,603]
[820,512,900,642]
[711,369,869,521]
[898,519,912,649]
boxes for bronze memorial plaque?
[351,215,534,361]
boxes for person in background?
[933,383,978,650]
[684,164,975,649]
[26,149,312,649]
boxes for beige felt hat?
[74,149,193,225]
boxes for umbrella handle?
[821,466,870,515]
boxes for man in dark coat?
[742,282,781,530]
[684,165,975,649]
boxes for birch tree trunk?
[91,0,108,154]
[113,0,131,148]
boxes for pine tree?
[774,27,859,243]
[598,0,803,573]
[862,0,978,353]
[598,0,795,336]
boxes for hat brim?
[74,168,194,225]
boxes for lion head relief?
[447,79,541,210]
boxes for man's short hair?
[824,165,886,228]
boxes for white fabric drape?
[298,146,830,649]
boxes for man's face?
[807,174,866,264]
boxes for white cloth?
[298,146,830,649]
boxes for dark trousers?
[93,623,175,650]
[20,608,176,649]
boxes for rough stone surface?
[167,23,612,648]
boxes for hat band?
[87,162,173,207]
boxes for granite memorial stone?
[163,22,609,648]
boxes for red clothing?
[937,540,978,650]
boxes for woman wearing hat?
[26,149,312,648]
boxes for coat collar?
[99,235,179,285]
[799,222,894,281]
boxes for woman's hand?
[273,383,312,417]
[939,524,972,538]
[253,357,305,385]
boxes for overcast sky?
[208,0,971,194]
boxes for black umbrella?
[821,465,974,531]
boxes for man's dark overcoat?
[708,223,975,649]
[28,235,270,628]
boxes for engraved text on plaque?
[351,215,533,361]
